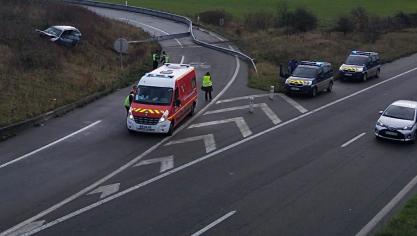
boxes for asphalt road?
[2,4,417,236]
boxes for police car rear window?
[292,66,318,78]
[345,55,369,66]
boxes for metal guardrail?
[63,0,257,72]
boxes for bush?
[198,10,232,26]
[244,11,274,31]
[288,7,318,32]
[351,7,369,32]
[335,16,354,35]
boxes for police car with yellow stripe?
[339,50,381,82]
[284,61,334,97]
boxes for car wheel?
[327,81,333,92]
[311,87,318,97]
[167,121,174,136]
[376,69,381,78]
[362,73,368,82]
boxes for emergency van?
[127,63,197,135]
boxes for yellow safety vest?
[124,94,132,107]
[202,75,212,87]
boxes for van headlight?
[303,80,312,86]
[357,67,364,73]
[159,110,169,123]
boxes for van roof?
[138,63,195,88]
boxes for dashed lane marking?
[191,211,236,236]
[341,132,366,148]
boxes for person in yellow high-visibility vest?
[201,72,213,101]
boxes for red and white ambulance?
[127,63,197,135]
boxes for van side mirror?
[175,99,181,107]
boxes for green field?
[107,0,417,23]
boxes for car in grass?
[284,61,334,97]
[36,25,81,47]
[375,100,417,142]
[339,51,381,82]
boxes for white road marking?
[11,59,417,236]
[189,117,252,138]
[341,133,366,148]
[216,94,270,104]
[356,173,417,236]
[134,155,174,173]
[6,221,45,236]
[191,211,236,236]
[277,93,308,113]
[120,17,183,48]
[0,120,102,169]
[87,183,120,199]
[205,103,281,125]
[0,46,241,236]
[180,55,185,64]
[165,134,216,153]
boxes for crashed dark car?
[36,25,81,47]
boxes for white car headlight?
[377,121,385,127]
[128,108,134,120]
[403,125,413,130]
[159,110,169,123]
[303,80,312,86]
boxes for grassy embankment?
[108,0,417,91]
[0,0,159,127]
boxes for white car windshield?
[134,85,173,105]
[383,105,415,121]
[44,27,62,37]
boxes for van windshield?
[134,85,173,105]
[345,55,369,66]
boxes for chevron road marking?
[188,117,252,138]
[87,183,120,199]
[134,156,174,173]
[216,94,270,104]
[205,103,281,125]
[277,93,308,113]
[165,134,216,153]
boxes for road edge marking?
[191,211,236,236]
[0,120,102,169]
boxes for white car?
[375,100,417,142]
[36,25,81,47]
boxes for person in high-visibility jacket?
[201,72,213,101]
[160,51,169,64]
[124,85,136,115]
[152,51,160,69]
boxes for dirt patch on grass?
[0,0,159,127]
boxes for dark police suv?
[284,61,334,97]
[339,51,381,82]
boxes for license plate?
[385,131,397,136]
[344,73,352,76]
[290,87,300,91]
[138,125,153,131]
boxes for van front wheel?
[167,122,174,136]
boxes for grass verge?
[376,194,417,236]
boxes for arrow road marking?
[6,220,45,236]
[165,134,216,153]
[134,156,174,173]
[87,183,120,199]
[189,117,252,137]
[205,103,281,125]
[277,93,308,113]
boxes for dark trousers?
[203,86,213,101]
[205,90,212,101]
[125,106,130,115]
[153,60,158,69]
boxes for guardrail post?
[125,1,128,6]
[269,86,274,100]
[249,96,254,113]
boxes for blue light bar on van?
[351,50,372,56]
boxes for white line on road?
[216,94,270,104]
[134,155,174,173]
[165,134,216,153]
[87,183,120,199]
[180,55,185,64]
[0,120,102,169]
[277,93,308,113]
[0,23,241,236]
[189,117,252,138]
[120,17,184,48]
[341,132,366,148]
[205,103,281,125]
[5,64,417,236]
[191,211,236,236]
[356,173,417,236]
